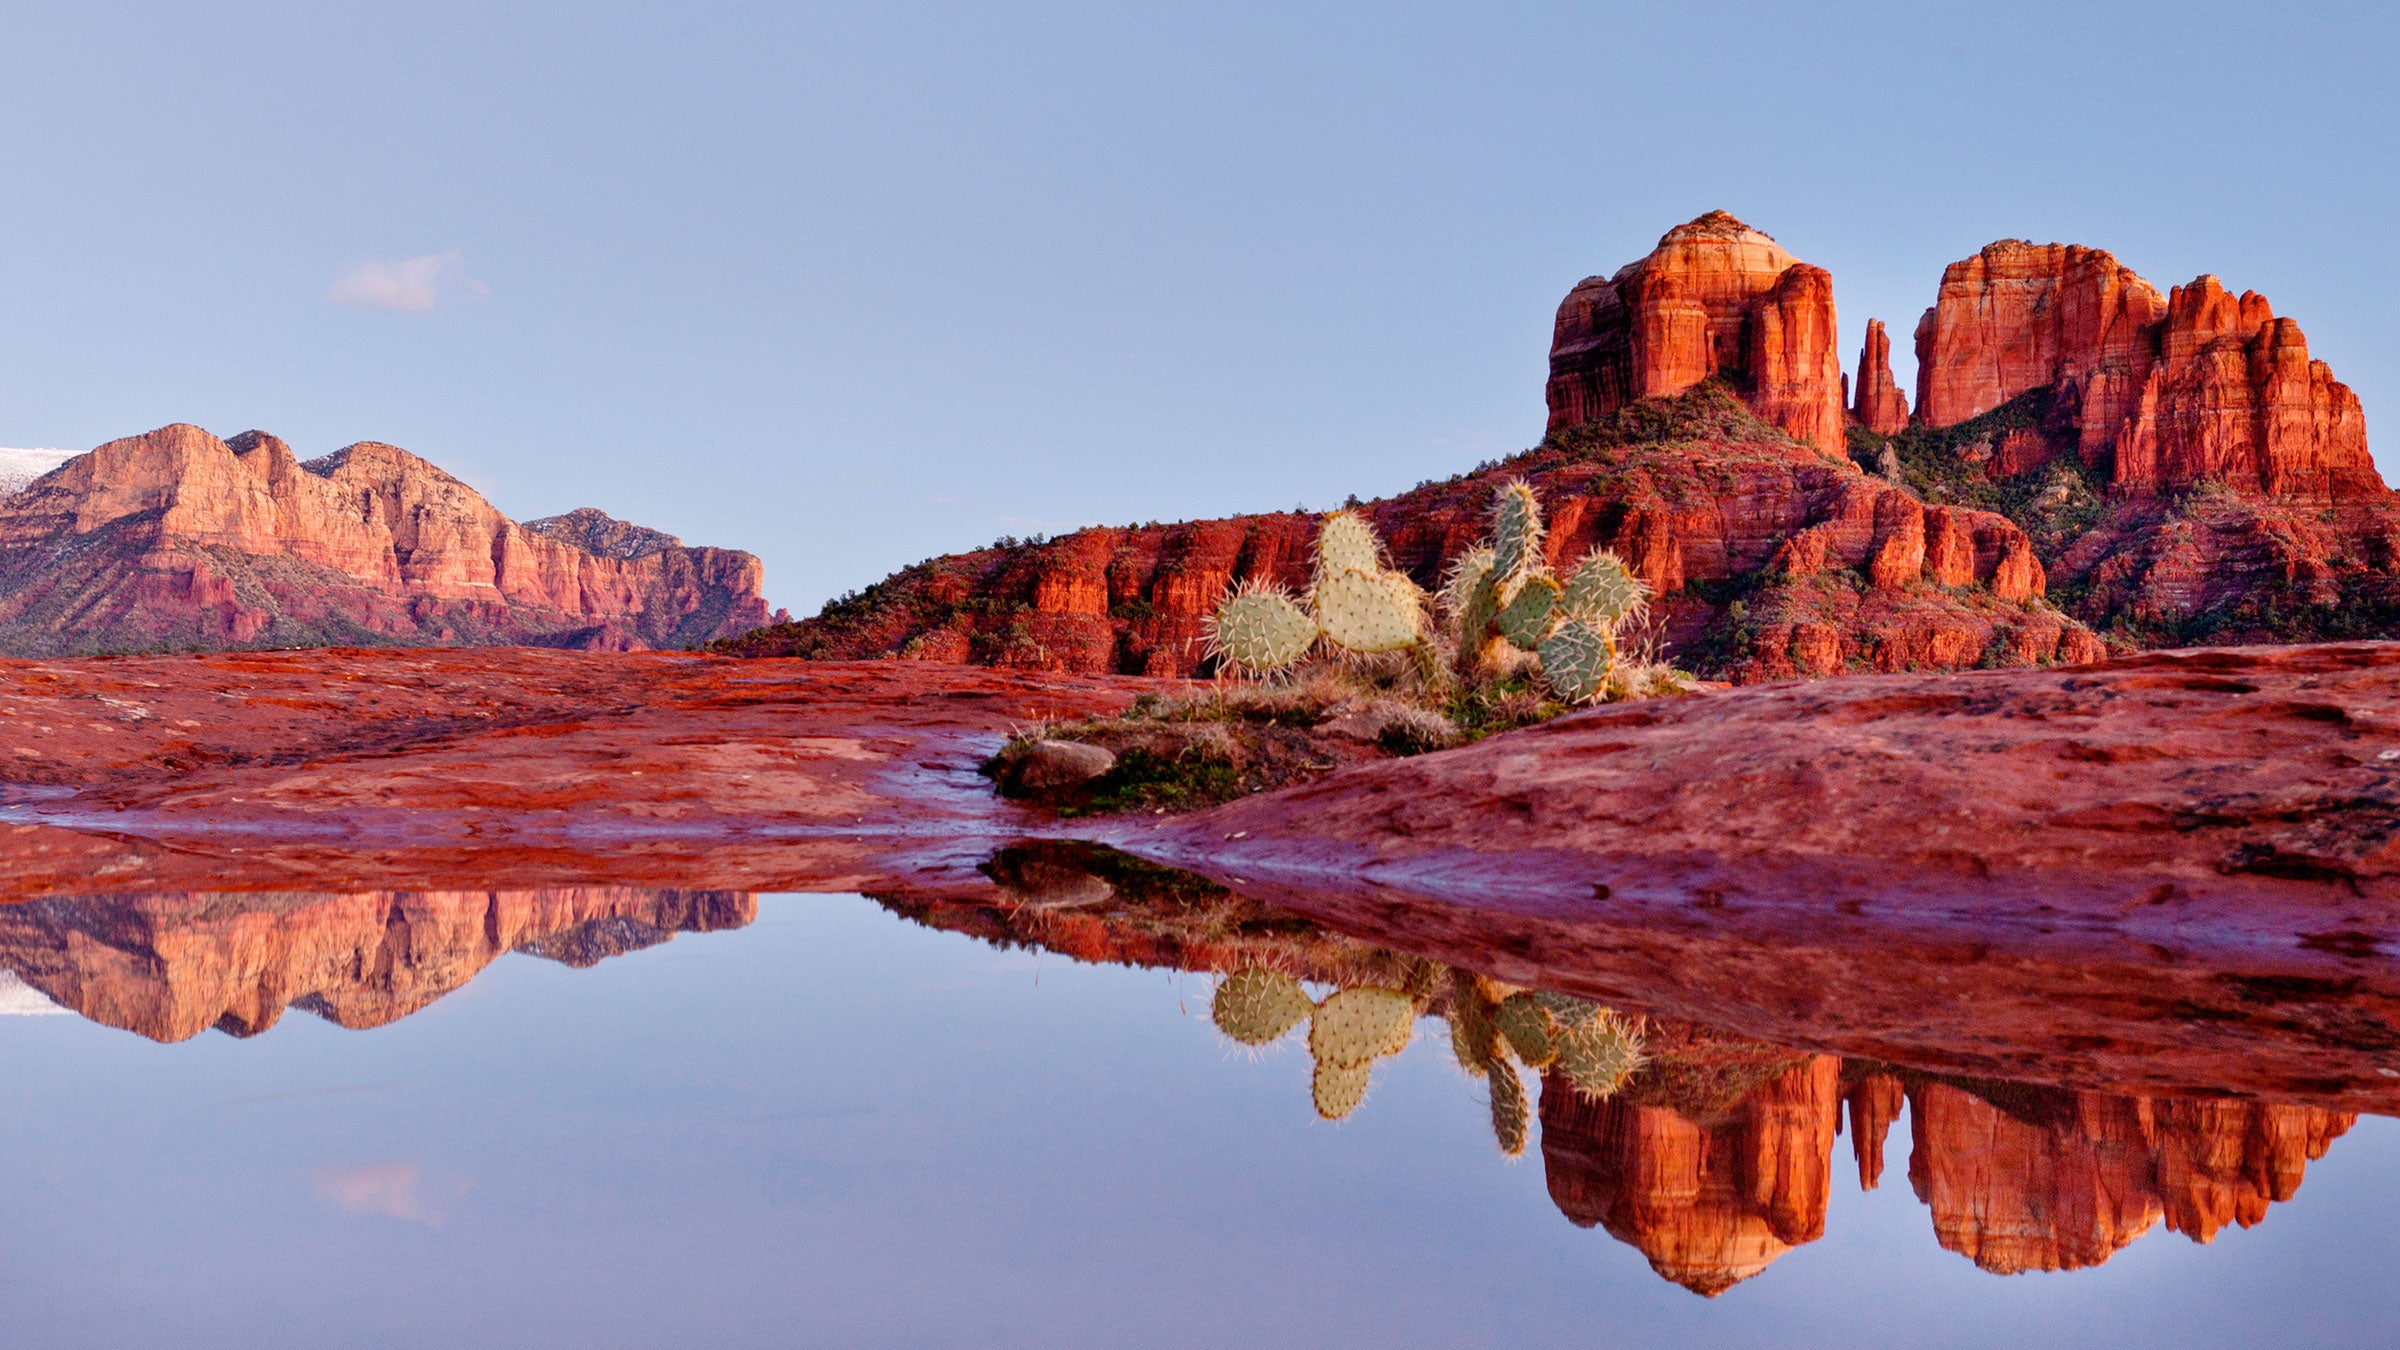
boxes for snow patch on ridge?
[0,447,76,499]
[0,969,65,1016]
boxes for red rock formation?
[1541,1055,1842,1295]
[1850,319,1910,435]
[1900,1082,2352,1274]
[730,384,2089,682]
[2112,280,2380,498]
[1912,244,2378,501]
[0,424,770,655]
[0,887,755,1042]
[1546,212,1847,457]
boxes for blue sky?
[0,2,2392,613]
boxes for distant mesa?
[0,424,771,655]
[0,888,755,1042]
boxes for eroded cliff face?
[1872,241,2400,644]
[1545,212,1847,457]
[0,888,755,1042]
[0,424,771,655]
[1908,241,2378,500]
[1538,1053,2353,1291]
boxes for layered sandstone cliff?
[1908,241,2377,499]
[1545,212,1846,457]
[0,887,755,1041]
[1871,240,2399,644]
[0,424,771,655]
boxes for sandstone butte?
[1543,211,1847,457]
[1894,238,2400,645]
[731,211,2400,678]
[0,422,774,654]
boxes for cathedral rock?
[1544,212,1847,457]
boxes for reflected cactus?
[1493,992,1558,1069]
[1487,1057,1530,1158]
[1313,1057,1372,1121]
[1310,986,1416,1066]
[1211,967,1313,1046]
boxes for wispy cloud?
[312,1162,464,1224]
[324,251,489,312]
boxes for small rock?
[999,739,1117,802]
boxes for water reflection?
[0,855,2370,1297]
[0,888,751,1041]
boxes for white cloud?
[324,251,489,312]
[312,1162,464,1224]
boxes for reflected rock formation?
[885,845,2368,1294]
[0,888,753,1041]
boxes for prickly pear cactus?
[1309,986,1416,1067]
[1554,1008,1645,1101]
[1441,547,1503,673]
[1492,480,1545,581]
[1537,616,1617,703]
[1496,575,1561,651]
[1560,550,1647,626]
[1207,584,1318,676]
[1312,1058,1372,1120]
[1487,1057,1529,1157]
[1315,570,1420,654]
[1313,510,1383,584]
[1211,967,1313,1046]
[1447,971,1499,1078]
[1493,993,1558,1069]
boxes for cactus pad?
[1537,616,1617,703]
[1493,993,1558,1069]
[1310,986,1416,1067]
[1211,967,1313,1046]
[1448,975,1498,1078]
[1313,511,1383,584]
[1495,575,1561,651]
[1487,1058,1529,1157]
[1554,1008,1645,1101]
[1492,480,1545,581]
[1207,585,1317,675]
[1315,569,1420,654]
[1561,550,1647,627]
[1312,1058,1372,1120]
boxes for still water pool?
[0,890,2394,1348]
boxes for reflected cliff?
[0,853,2371,1295]
[0,888,753,1041]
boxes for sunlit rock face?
[1539,1054,1842,1296]
[1545,211,1847,457]
[1900,1082,2354,1273]
[1912,242,2379,500]
[0,889,755,1042]
[0,424,770,655]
